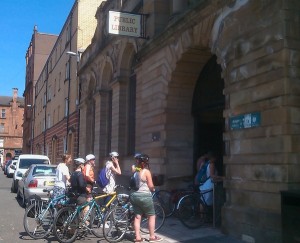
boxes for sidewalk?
[116,175,243,243]
[147,216,243,243]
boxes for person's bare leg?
[134,214,142,241]
[148,215,155,239]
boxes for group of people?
[52,151,162,243]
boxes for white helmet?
[74,158,85,165]
[109,151,119,158]
[85,154,95,161]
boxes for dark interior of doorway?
[191,55,225,176]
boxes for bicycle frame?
[33,193,66,220]
[81,191,117,224]
[62,191,118,231]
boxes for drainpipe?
[66,13,73,152]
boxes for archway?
[192,55,225,176]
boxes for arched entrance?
[192,55,225,175]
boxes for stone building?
[0,88,24,164]
[32,0,104,163]
[23,26,58,154]
[77,0,300,242]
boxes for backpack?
[129,171,140,191]
[97,167,109,188]
[196,161,210,184]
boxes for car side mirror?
[11,165,16,170]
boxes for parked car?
[11,154,51,193]
[7,160,17,178]
[17,164,57,206]
[4,160,12,175]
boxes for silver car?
[17,164,57,206]
[7,160,17,178]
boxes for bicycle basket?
[117,193,129,206]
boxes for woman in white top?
[52,154,71,204]
[103,151,121,193]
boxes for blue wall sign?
[230,112,261,130]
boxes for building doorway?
[192,55,225,176]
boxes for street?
[0,171,132,243]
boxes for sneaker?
[149,236,163,242]
[100,222,110,229]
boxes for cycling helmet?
[85,154,95,161]
[109,151,119,158]
[134,153,141,159]
[74,158,85,165]
[136,154,149,163]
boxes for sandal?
[149,236,163,242]
[134,238,144,242]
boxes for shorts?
[51,186,67,205]
[130,192,155,216]
[77,194,87,205]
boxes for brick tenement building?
[31,0,103,164]
[77,0,300,242]
[22,26,58,154]
[0,88,24,164]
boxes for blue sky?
[0,0,75,97]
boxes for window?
[58,72,61,91]
[127,74,136,154]
[54,79,57,96]
[1,109,5,118]
[43,92,47,106]
[48,85,51,101]
[66,25,71,43]
[0,123,4,133]
[65,61,70,80]
[65,98,68,117]
[43,118,45,131]
[47,114,51,128]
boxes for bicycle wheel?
[177,194,208,229]
[89,206,105,238]
[152,190,175,217]
[102,205,130,242]
[140,201,165,233]
[53,206,79,243]
[23,201,53,239]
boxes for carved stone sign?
[108,11,145,38]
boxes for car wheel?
[16,188,21,199]
[21,190,26,207]
[11,180,17,193]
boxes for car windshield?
[19,159,49,169]
[32,166,56,176]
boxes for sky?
[0,0,75,97]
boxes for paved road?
[0,171,243,243]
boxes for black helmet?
[135,154,149,163]
[134,153,141,159]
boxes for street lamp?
[66,51,81,62]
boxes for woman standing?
[103,151,121,193]
[52,154,71,204]
[130,154,162,243]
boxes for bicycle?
[23,189,75,239]
[176,186,213,229]
[152,186,194,217]
[102,193,165,243]
[53,185,124,243]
